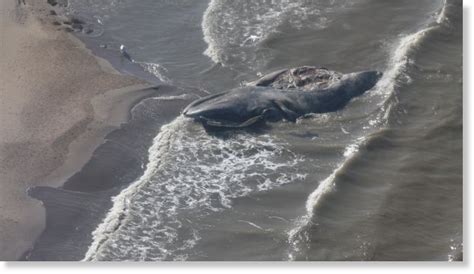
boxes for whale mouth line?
[196,114,265,128]
[182,91,229,116]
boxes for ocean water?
[63,0,461,261]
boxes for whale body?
[183,67,382,128]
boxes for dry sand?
[0,0,151,260]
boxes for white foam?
[140,62,172,84]
[436,0,448,24]
[84,117,190,261]
[149,94,192,101]
[237,220,267,231]
[286,1,449,259]
[447,238,462,262]
[202,0,333,66]
[84,117,305,260]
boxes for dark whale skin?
[183,70,382,128]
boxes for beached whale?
[183,66,382,128]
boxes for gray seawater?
[65,0,462,260]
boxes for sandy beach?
[0,0,149,260]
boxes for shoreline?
[36,83,158,189]
[0,0,151,260]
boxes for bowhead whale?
[183,66,382,128]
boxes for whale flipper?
[272,100,299,122]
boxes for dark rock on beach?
[47,0,67,7]
[71,23,83,31]
[47,0,57,7]
[70,17,85,25]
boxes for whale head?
[342,70,383,97]
[182,87,268,128]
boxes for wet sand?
[0,0,149,260]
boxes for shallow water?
[62,0,461,261]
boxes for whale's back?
[251,66,343,91]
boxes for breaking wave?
[79,0,450,261]
[202,0,359,68]
[84,116,306,261]
[286,0,449,260]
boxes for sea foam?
[201,0,347,67]
[84,116,306,261]
[286,0,450,260]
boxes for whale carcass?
[183,66,382,128]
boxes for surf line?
[83,117,188,261]
[285,0,449,260]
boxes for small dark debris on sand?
[71,23,83,31]
[70,17,85,25]
[62,17,86,32]
[47,0,58,7]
